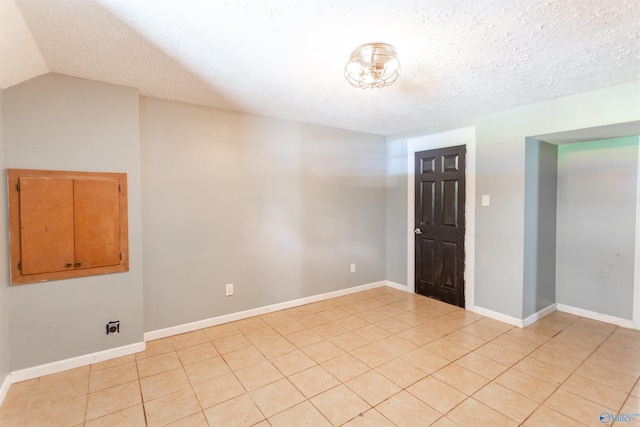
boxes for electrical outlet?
[350,263,356,273]
[106,321,120,335]
[226,283,234,296]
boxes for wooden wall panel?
[8,169,129,285]
[74,179,121,269]
[19,177,75,275]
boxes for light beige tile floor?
[1,287,639,426]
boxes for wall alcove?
[524,121,640,330]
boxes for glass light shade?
[344,43,400,89]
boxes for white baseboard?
[523,304,557,327]
[469,305,524,328]
[0,373,11,407]
[10,341,146,384]
[145,281,388,341]
[0,279,405,404]
[556,304,633,328]
[385,280,409,292]
[467,303,632,330]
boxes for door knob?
[414,228,422,235]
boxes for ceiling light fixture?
[344,42,400,89]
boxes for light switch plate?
[482,195,490,206]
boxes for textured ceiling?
[0,0,48,89]
[2,0,639,135]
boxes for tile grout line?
[519,321,619,427]
[5,288,639,427]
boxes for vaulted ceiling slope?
[1,0,639,135]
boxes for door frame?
[406,126,476,309]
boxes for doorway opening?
[525,121,640,330]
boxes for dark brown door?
[415,145,466,307]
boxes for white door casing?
[406,126,477,310]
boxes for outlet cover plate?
[106,321,120,335]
